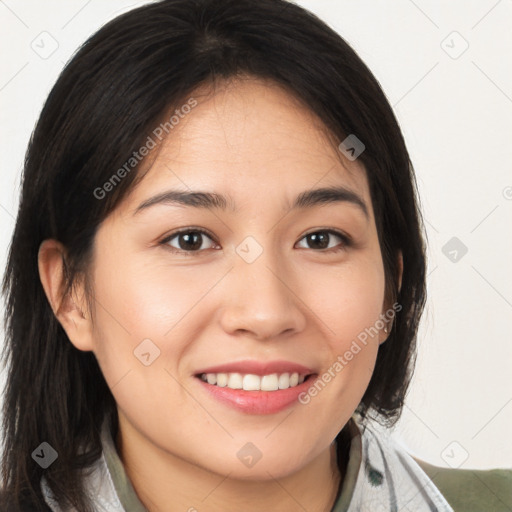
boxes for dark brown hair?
[1,0,426,509]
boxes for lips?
[194,360,315,376]
[193,360,317,415]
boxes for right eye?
[160,228,219,254]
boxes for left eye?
[295,230,349,251]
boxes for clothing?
[411,458,512,512]
[39,413,467,511]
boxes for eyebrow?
[133,186,369,219]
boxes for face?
[78,78,389,479]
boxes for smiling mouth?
[196,372,315,391]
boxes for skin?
[39,77,402,512]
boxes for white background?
[1,0,511,470]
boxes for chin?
[205,445,309,481]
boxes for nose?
[217,247,307,341]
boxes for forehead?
[121,77,372,217]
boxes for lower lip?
[195,375,317,415]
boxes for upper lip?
[195,360,315,376]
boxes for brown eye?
[162,229,217,253]
[296,230,350,252]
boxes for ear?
[38,239,95,352]
[379,250,403,345]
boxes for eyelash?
[159,227,352,255]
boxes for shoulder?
[346,420,455,510]
[413,457,512,512]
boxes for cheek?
[88,249,229,394]
[302,255,386,347]
[292,263,384,442]
[91,251,216,341]
[88,259,197,424]
[296,256,385,409]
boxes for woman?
[1,0,509,511]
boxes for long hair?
[1,0,426,509]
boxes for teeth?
[261,374,279,391]
[227,373,243,389]
[278,373,290,389]
[243,374,260,390]
[200,371,307,391]
[216,373,228,387]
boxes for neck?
[116,422,345,512]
